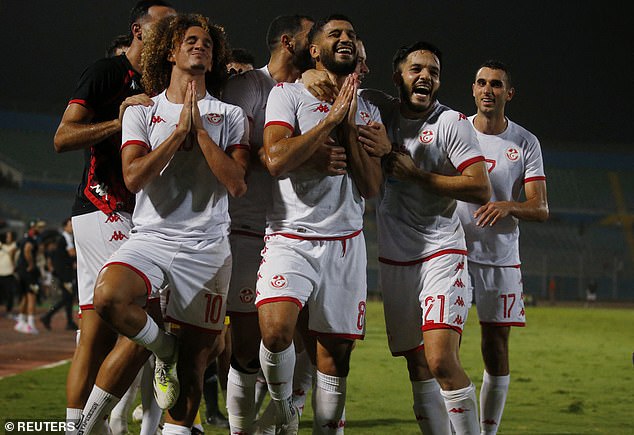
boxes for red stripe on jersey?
[255,296,303,310]
[524,176,546,183]
[122,140,150,151]
[270,229,362,242]
[265,120,294,134]
[102,261,152,296]
[308,329,365,341]
[456,156,485,173]
[164,316,223,334]
[379,249,467,266]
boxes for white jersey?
[264,82,381,237]
[367,93,484,262]
[222,66,277,235]
[122,90,249,241]
[456,116,546,266]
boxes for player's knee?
[426,352,458,382]
[261,329,294,353]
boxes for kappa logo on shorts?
[506,147,520,161]
[109,230,129,242]
[419,130,434,144]
[453,315,464,325]
[105,214,123,223]
[453,278,465,288]
[206,113,223,125]
[239,288,255,304]
[454,261,464,271]
[270,275,287,289]
[520,307,525,316]
[455,296,465,307]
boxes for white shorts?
[379,251,471,355]
[470,262,525,326]
[226,231,264,315]
[73,211,132,310]
[256,232,367,339]
[105,232,231,333]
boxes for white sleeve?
[225,106,250,154]
[121,105,150,151]
[264,84,296,134]
[523,135,546,182]
[443,111,484,172]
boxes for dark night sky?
[0,0,631,148]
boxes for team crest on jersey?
[419,130,434,144]
[505,147,520,161]
[239,288,255,304]
[360,111,371,125]
[206,113,223,125]
[270,275,287,289]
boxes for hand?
[118,93,154,123]
[358,121,392,157]
[314,137,347,176]
[346,73,359,128]
[190,81,204,132]
[302,69,339,103]
[384,151,418,180]
[474,201,511,227]
[176,82,194,136]
[324,74,354,126]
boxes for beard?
[398,80,437,114]
[291,46,314,73]
[320,47,356,75]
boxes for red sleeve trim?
[255,296,303,310]
[68,99,90,109]
[122,140,151,151]
[264,121,294,134]
[456,155,485,173]
[79,304,95,311]
[524,176,546,184]
[227,144,251,154]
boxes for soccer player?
[257,15,384,434]
[53,2,175,431]
[371,41,491,434]
[91,12,249,435]
[226,47,256,75]
[13,220,45,335]
[456,60,548,435]
[220,14,315,435]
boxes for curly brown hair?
[141,13,229,97]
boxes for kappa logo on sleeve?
[270,275,287,289]
[151,115,166,124]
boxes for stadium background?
[1,0,632,301]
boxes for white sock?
[412,378,451,434]
[259,341,295,423]
[131,314,175,361]
[480,371,510,435]
[441,383,480,435]
[292,348,315,416]
[161,422,190,435]
[77,386,119,435]
[17,313,26,324]
[109,368,142,435]
[254,370,268,416]
[140,357,162,435]
[227,366,259,433]
[27,314,36,327]
[312,371,346,434]
[66,408,82,435]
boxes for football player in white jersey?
[221,14,317,434]
[256,15,384,434]
[456,60,548,435]
[86,14,249,435]
[371,41,491,434]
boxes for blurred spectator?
[0,230,18,317]
[106,34,132,57]
[585,279,598,307]
[14,220,46,334]
[41,218,78,330]
[548,276,557,305]
[226,47,255,75]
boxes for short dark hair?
[229,48,255,66]
[478,59,513,87]
[392,41,442,73]
[128,0,173,36]
[307,14,354,45]
[266,15,314,52]
[106,34,133,57]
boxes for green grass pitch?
[1,301,633,434]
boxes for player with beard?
[367,41,491,434]
[220,14,316,435]
[256,15,383,434]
